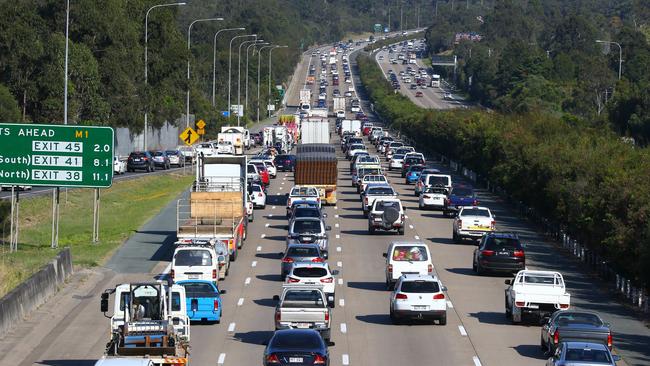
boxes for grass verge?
[0,172,194,298]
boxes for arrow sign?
[179,127,198,146]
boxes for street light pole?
[186,17,223,128]
[246,41,267,116]
[64,0,70,126]
[268,45,288,118]
[228,34,256,119]
[237,37,258,126]
[257,45,274,123]
[596,40,623,80]
[212,27,244,107]
[145,2,186,151]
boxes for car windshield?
[485,237,521,251]
[293,220,322,234]
[401,280,440,293]
[350,144,365,150]
[152,151,164,156]
[294,207,321,218]
[452,187,474,196]
[460,208,490,217]
[165,150,179,155]
[247,165,257,173]
[368,187,395,195]
[392,154,405,160]
[130,152,146,158]
[428,176,449,186]
[180,282,216,297]
[424,187,448,194]
[293,267,328,278]
[564,348,612,363]
[554,313,603,327]
[521,273,563,285]
[291,187,317,196]
[283,290,325,308]
[409,166,425,172]
[175,250,212,266]
[251,185,263,192]
[392,246,428,261]
[199,143,212,148]
[360,168,381,176]
[270,331,322,349]
[287,246,319,257]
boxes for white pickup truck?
[504,270,571,324]
[361,184,398,217]
[452,206,495,243]
[273,284,331,342]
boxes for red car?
[363,126,373,136]
[415,91,423,97]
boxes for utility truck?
[505,270,571,324]
[217,126,249,155]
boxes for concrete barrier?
[0,248,73,334]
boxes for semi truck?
[299,89,312,107]
[295,144,337,205]
[332,97,346,116]
[177,155,248,261]
[217,126,250,155]
[98,282,190,365]
[300,118,329,144]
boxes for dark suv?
[274,154,296,172]
[127,151,155,172]
[473,232,525,275]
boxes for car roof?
[563,342,609,351]
[390,241,428,246]
[290,262,329,270]
[292,217,323,222]
[485,231,519,239]
[287,243,320,249]
[400,273,439,282]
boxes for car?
[171,243,218,283]
[251,158,277,178]
[250,161,270,186]
[444,92,453,100]
[400,155,425,177]
[368,199,406,235]
[336,110,346,118]
[361,184,397,217]
[444,186,478,215]
[545,342,620,366]
[175,280,225,323]
[127,151,155,172]
[419,185,449,210]
[541,311,613,355]
[286,186,321,216]
[150,150,171,170]
[404,165,425,184]
[286,262,337,307]
[346,143,367,160]
[388,154,405,171]
[473,232,525,274]
[389,274,447,325]
[280,244,326,280]
[263,329,331,366]
[248,183,266,209]
[286,217,331,254]
[113,156,126,175]
[165,149,185,167]
[274,154,296,172]
[177,145,195,162]
[383,241,434,289]
[415,91,424,97]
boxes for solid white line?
[245,277,251,285]
[261,234,266,238]
[414,235,420,240]
[336,246,341,252]
[458,325,468,336]
[446,300,454,309]
[265,223,270,227]
[337,261,343,267]
[279,186,283,190]
[218,353,226,365]
[251,261,257,267]
[338,278,343,285]
[257,246,262,252]
[409,225,414,229]
[340,323,347,334]
[237,298,244,306]
[472,356,482,366]
[339,298,345,307]
[342,354,350,365]
[336,234,340,239]
[228,322,236,332]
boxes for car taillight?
[559,303,569,309]
[513,250,525,257]
[312,257,324,263]
[320,277,333,283]
[428,264,433,273]
[553,330,560,344]
[324,311,330,321]
[491,220,496,230]
[515,301,525,307]
[481,250,495,256]
[433,293,445,300]
[258,193,263,197]
[457,219,463,228]
[143,157,148,161]
[212,269,217,279]
[275,310,281,322]
[170,269,174,279]
[214,299,219,311]
[607,332,612,348]
[473,199,478,206]
[387,264,393,272]
[313,355,326,364]
[282,257,294,263]
[266,353,280,363]
[287,277,300,283]
[364,197,368,205]
[395,293,408,300]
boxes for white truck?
[217,127,248,155]
[300,89,312,107]
[263,127,274,147]
[505,270,571,323]
[341,119,362,136]
[300,118,329,144]
[273,284,332,342]
[309,107,329,118]
[329,56,337,65]
[220,126,250,150]
[99,282,190,365]
[452,206,495,243]
[333,97,346,116]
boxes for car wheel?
[439,313,447,325]
[398,227,405,235]
[476,262,484,275]
[388,166,392,171]
[418,202,423,209]
[368,226,375,234]
[452,231,459,243]
[230,250,237,262]
[472,259,477,272]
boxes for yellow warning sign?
[197,128,205,135]
[179,127,198,146]
[196,119,206,130]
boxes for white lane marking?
[335,214,339,218]
[272,206,276,209]
[261,234,266,238]
[268,214,273,218]
[446,300,454,309]
[414,235,420,240]
[335,223,339,228]
[340,323,347,333]
[281,181,285,185]
[335,234,340,239]
[337,261,343,267]
[218,353,226,365]
[279,186,283,190]
[405,215,409,219]
[245,277,251,285]
[342,354,350,365]
[265,223,270,227]
[339,298,345,307]
[237,298,244,306]
[473,356,483,366]
[251,261,257,267]
[338,278,343,285]
[458,325,468,336]
[257,246,262,252]
[228,322,236,332]
[336,246,342,252]
[283,177,286,181]
[409,225,414,229]
[334,206,338,210]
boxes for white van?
[171,245,218,283]
[383,241,434,288]
[426,174,452,191]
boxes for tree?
[0,83,20,121]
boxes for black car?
[473,232,525,275]
[541,310,613,355]
[263,329,331,366]
[274,154,296,172]
[127,151,155,172]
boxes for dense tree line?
[0,0,430,134]
[424,0,650,145]
[357,53,650,287]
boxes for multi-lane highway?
[1,36,650,366]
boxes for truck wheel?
[439,313,447,325]
[452,231,459,243]
[505,296,511,318]
[472,259,477,272]
[476,262,484,275]
[398,227,405,235]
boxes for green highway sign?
[0,123,114,188]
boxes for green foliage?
[0,84,20,121]
[358,53,650,286]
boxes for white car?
[359,174,388,194]
[216,141,234,154]
[452,206,496,242]
[249,184,266,209]
[113,156,126,175]
[247,194,255,222]
[346,144,367,160]
[171,244,218,283]
[419,186,448,210]
[383,241,433,288]
[286,262,336,307]
[336,110,345,118]
[388,154,405,170]
[390,274,447,325]
[505,270,570,323]
[344,91,352,97]
[251,158,277,178]
[286,186,321,215]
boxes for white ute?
[452,206,496,243]
[504,270,571,324]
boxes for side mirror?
[323,252,329,260]
[327,341,336,347]
[504,279,512,285]
[272,295,280,301]
[285,193,289,197]
[100,293,109,313]
[220,289,227,294]
[613,355,621,362]
[326,226,332,231]
[382,252,387,258]
[441,286,448,292]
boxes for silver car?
[546,342,620,366]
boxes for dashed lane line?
[336,246,341,252]
[473,356,483,366]
[335,223,339,228]
[237,298,244,306]
[337,261,343,267]
[446,300,454,308]
[409,224,414,229]
[339,298,345,307]
[340,323,347,334]
[459,325,468,337]
[261,234,266,239]
[338,278,343,286]
[265,223,270,227]
[218,353,226,365]
[342,354,350,365]
[257,246,262,252]
[245,277,251,285]
[251,261,257,267]
[336,234,340,239]
[228,322,236,332]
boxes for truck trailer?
[295,144,337,205]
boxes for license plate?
[469,226,488,230]
[134,158,141,162]
[374,218,383,222]
[528,304,539,309]
[498,251,510,256]
[301,236,313,241]
[296,323,310,328]
[413,305,429,310]
[188,274,200,279]
[289,357,304,363]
